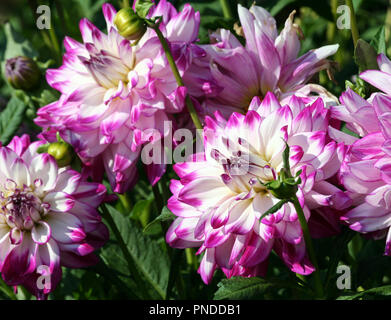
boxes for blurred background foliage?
[0,0,391,300]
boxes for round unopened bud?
[47,142,74,167]
[114,8,146,41]
[5,56,40,90]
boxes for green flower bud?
[114,8,146,41]
[47,141,74,167]
[5,56,40,91]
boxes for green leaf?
[129,198,154,227]
[143,206,175,233]
[337,285,391,300]
[3,22,37,60]
[0,95,26,144]
[214,277,300,300]
[135,0,154,19]
[370,26,386,54]
[31,89,59,107]
[100,206,170,299]
[354,39,379,72]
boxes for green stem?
[117,192,132,213]
[121,0,130,8]
[54,0,68,35]
[185,248,198,271]
[100,204,151,299]
[346,0,360,47]
[291,196,324,299]
[150,23,203,131]
[219,0,233,19]
[166,249,186,300]
[48,27,62,64]
[152,183,164,214]
[326,0,337,43]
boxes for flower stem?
[100,203,151,299]
[117,192,132,213]
[48,27,62,64]
[219,0,233,19]
[149,23,203,131]
[121,0,130,8]
[291,195,324,299]
[346,0,360,47]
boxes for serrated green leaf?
[214,277,300,300]
[214,277,273,300]
[101,205,170,299]
[0,95,26,144]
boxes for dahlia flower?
[339,90,391,254]
[0,135,108,299]
[192,4,339,116]
[166,93,348,283]
[35,1,202,192]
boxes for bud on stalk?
[5,56,40,91]
[114,8,146,41]
[47,142,74,167]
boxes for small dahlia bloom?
[166,93,348,283]
[194,4,339,115]
[340,92,391,254]
[0,135,108,299]
[35,1,202,192]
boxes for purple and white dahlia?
[194,4,339,116]
[166,93,348,283]
[338,83,391,254]
[0,135,108,298]
[35,1,202,192]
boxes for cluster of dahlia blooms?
[34,0,340,193]
[30,1,344,290]
[9,0,391,297]
[167,94,348,282]
[35,0,203,191]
